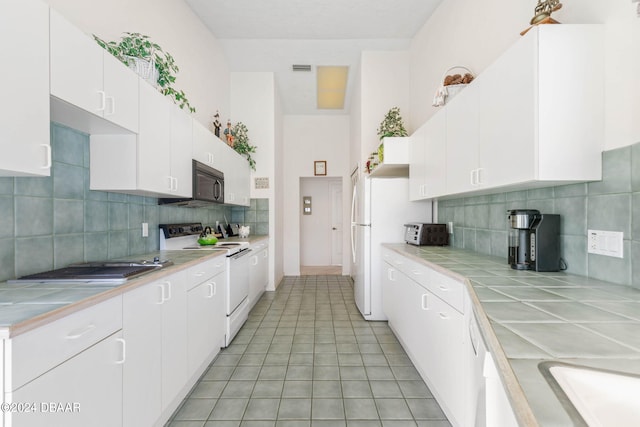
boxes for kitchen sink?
[539,361,640,427]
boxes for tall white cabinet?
[0,0,51,177]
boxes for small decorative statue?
[212,110,221,138]
[521,0,563,36]
[223,119,235,147]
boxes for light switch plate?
[142,222,149,237]
[587,229,623,258]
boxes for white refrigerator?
[350,172,432,320]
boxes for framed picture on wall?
[314,161,327,176]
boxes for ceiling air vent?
[292,64,312,72]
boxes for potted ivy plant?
[231,122,257,171]
[94,32,195,113]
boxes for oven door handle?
[230,248,252,260]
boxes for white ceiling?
[185,0,444,115]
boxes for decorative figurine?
[213,111,221,138]
[521,0,563,36]
[223,119,235,147]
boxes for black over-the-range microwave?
[158,160,224,207]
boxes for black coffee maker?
[507,209,560,271]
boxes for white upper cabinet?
[410,25,604,200]
[409,109,446,200]
[479,25,604,188]
[137,81,173,195]
[50,9,138,134]
[103,51,140,132]
[445,81,480,195]
[192,120,218,167]
[0,0,51,177]
[90,83,193,197]
[226,149,251,206]
[369,137,410,177]
[169,102,194,198]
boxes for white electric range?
[159,223,251,347]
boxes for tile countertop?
[0,235,269,340]
[382,243,640,427]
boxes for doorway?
[300,177,343,274]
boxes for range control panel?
[159,223,204,238]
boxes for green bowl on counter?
[197,236,218,246]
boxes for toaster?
[404,223,449,246]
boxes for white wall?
[230,72,281,290]
[409,0,640,150]
[273,87,285,288]
[44,0,230,128]
[283,115,351,276]
[359,51,411,165]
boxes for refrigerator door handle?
[350,183,358,263]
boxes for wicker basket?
[125,56,159,87]
[432,66,475,107]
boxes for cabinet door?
[0,0,50,177]
[170,103,194,198]
[478,32,536,188]
[50,9,104,117]
[224,148,251,206]
[10,331,124,427]
[249,247,268,307]
[192,120,217,166]
[187,271,226,375]
[423,108,447,198]
[409,129,426,201]
[430,296,466,426]
[138,82,172,195]
[381,262,400,322]
[103,52,139,133]
[123,282,163,427]
[445,82,480,195]
[160,274,188,411]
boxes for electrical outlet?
[142,222,149,237]
[587,229,623,258]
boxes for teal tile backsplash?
[438,142,640,288]
[0,123,268,282]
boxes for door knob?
[332,227,337,230]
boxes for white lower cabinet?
[9,331,124,427]
[160,274,188,414]
[3,296,124,427]
[2,256,226,427]
[381,249,469,427]
[249,240,269,309]
[187,266,226,375]
[122,271,188,427]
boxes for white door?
[330,180,343,266]
[300,177,341,267]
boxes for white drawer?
[428,269,465,313]
[383,249,430,290]
[186,255,226,291]
[7,296,123,390]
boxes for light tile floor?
[167,275,452,427]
